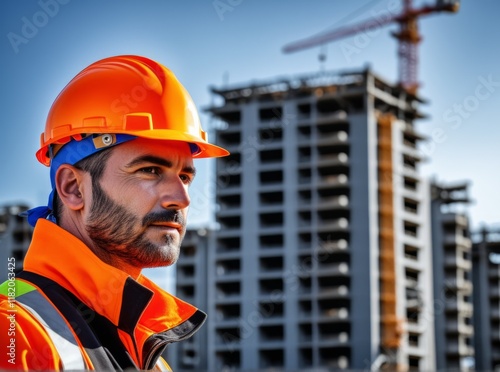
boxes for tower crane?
[283,0,460,95]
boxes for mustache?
[142,210,186,228]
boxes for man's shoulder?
[0,285,62,371]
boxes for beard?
[85,180,186,268]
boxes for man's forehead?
[120,138,192,155]
[113,138,194,165]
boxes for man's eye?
[140,167,159,175]
[180,174,193,185]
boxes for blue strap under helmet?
[22,134,136,227]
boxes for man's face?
[84,138,195,269]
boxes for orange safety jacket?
[0,219,206,370]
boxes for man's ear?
[55,164,86,211]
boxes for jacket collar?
[23,219,204,336]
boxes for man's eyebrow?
[125,155,196,176]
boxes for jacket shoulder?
[0,294,62,370]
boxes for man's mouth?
[149,222,182,234]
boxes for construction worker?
[0,55,229,370]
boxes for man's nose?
[159,176,190,209]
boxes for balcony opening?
[217,236,240,253]
[219,215,241,229]
[298,125,311,139]
[318,322,350,341]
[259,106,282,121]
[299,348,313,368]
[216,304,240,320]
[178,285,194,298]
[299,189,312,202]
[218,193,241,209]
[319,348,350,369]
[318,163,348,179]
[299,276,312,292]
[404,221,419,237]
[318,275,350,291]
[219,173,241,188]
[297,103,311,118]
[318,298,350,317]
[404,198,419,214]
[259,325,284,342]
[260,278,283,294]
[219,131,241,145]
[298,168,312,184]
[260,191,283,205]
[406,309,420,324]
[259,301,284,317]
[403,132,417,148]
[405,268,419,285]
[299,300,312,316]
[216,259,241,275]
[216,282,240,298]
[403,176,418,191]
[259,212,284,227]
[299,324,312,342]
[260,170,283,185]
[404,244,419,260]
[260,256,283,272]
[260,234,283,248]
[318,209,348,222]
[345,94,364,112]
[259,349,284,369]
[317,98,343,114]
[260,149,283,163]
[179,265,195,277]
[13,230,31,244]
[12,249,25,263]
[403,154,418,170]
[217,110,241,125]
[409,356,420,371]
[298,232,312,247]
[408,333,419,347]
[182,245,196,257]
[216,350,240,370]
[216,327,241,344]
[298,146,311,162]
[220,152,241,168]
[298,211,312,225]
[259,127,283,143]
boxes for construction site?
[165,0,500,371]
[1,1,499,371]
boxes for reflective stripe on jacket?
[0,279,87,370]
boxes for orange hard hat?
[36,55,229,166]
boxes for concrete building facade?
[166,229,211,370]
[431,182,475,371]
[0,204,32,282]
[472,226,500,370]
[194,68,436,371]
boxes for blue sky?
[1,0,499,236]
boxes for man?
[0,55,229,370]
